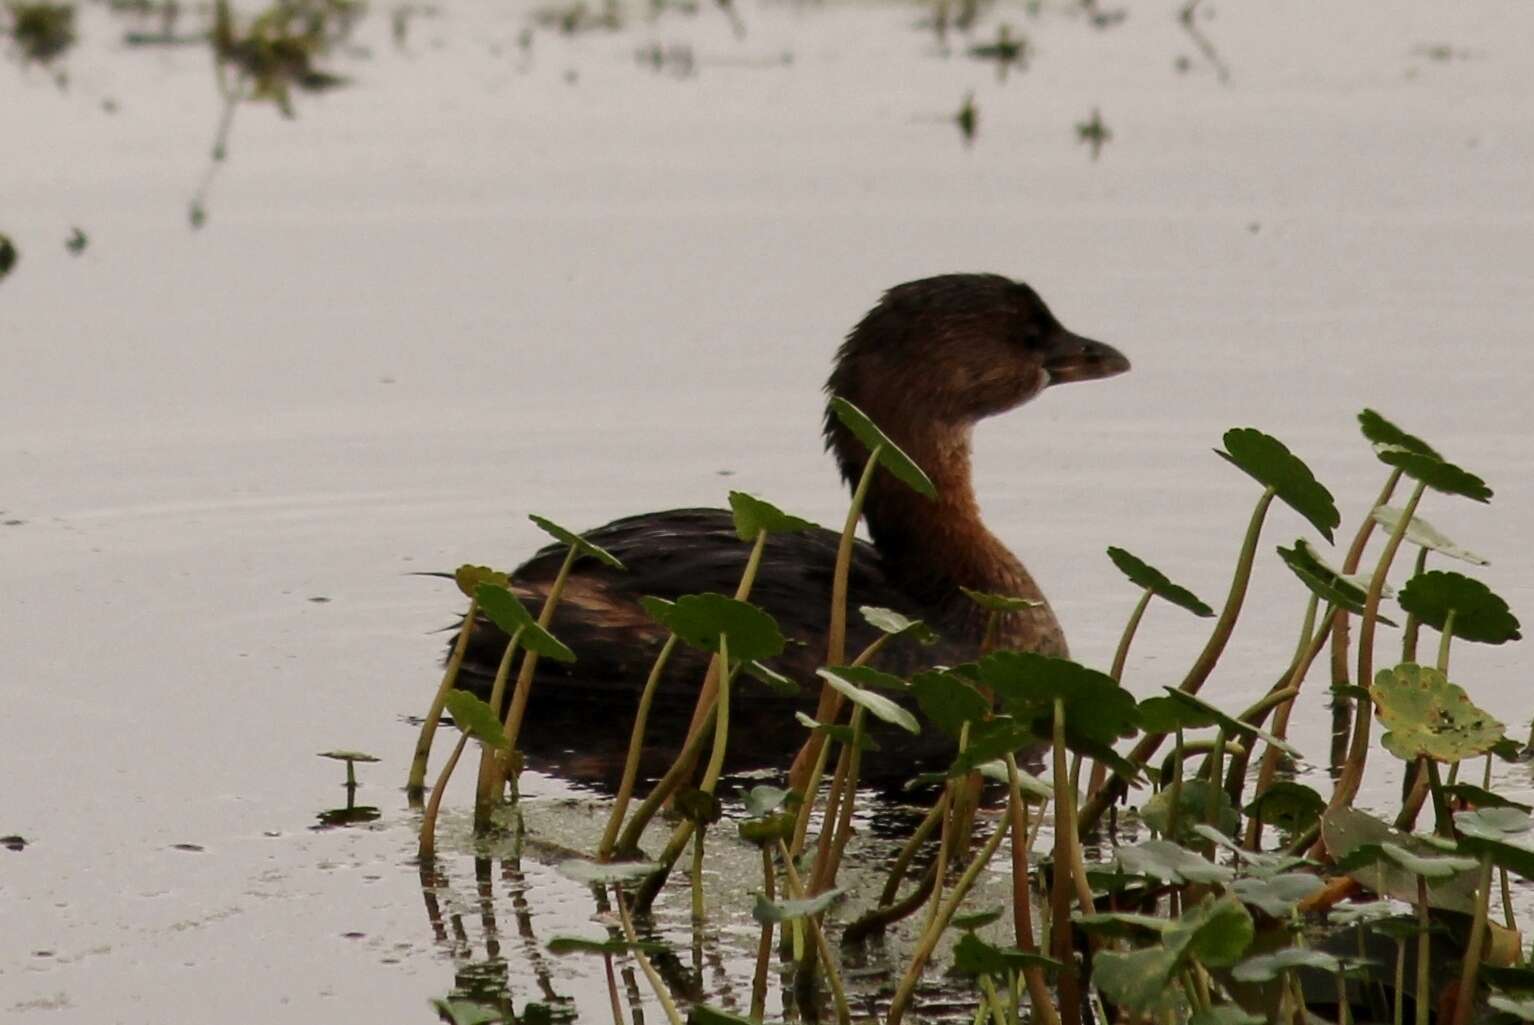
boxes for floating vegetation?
[967,23,1027,81]
[4,1,75,64]
[0,232,15,281]
[954,90,977,144]
[1177,0,1229,82]
[1076,106,1110,159]
[406,400,1524,1024]
[64,226,86,254]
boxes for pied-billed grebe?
[450,274,1129,774]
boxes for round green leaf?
[1160,688,1301,758]
[1442,784,1531,812]
[817,668,919,734]
[727,491,817,542]
[1135,695,1219,734]
[529,514,625,569]
[1106,547,1214,617]
[1358,409,1440,459]
[1372,505,1488,565]
[688,1006,758,1025]
[794,712,880,751]
[1230,875,1326,917]
[978,652,1138,742]
[911,670,990,737]
[1243,781,1325,836]
[942,719,1036,776]
[1073,912,1170,939]
[674,787,723,825]
[740,660,799,697]
[1165,894,1254,968]
[475,584,577,663]
[431,998,502,1025]
[1093,947,1179,1014]
[443,691,509,749]
[1231,947,1340,983]
[546,935,666,956]
[1397,570,1521,645]
[741,785,793,818]
[859,605,938,644]
[317,750,379,763]
[950,907,1005,931]
[454,564,510,599]
[951,932,1063,976]
[1372,663,1505,763]
[1217,428,1340,542]
[1333,841,1478,881]
[960,586,1043,612]
[556,859,663,885]
[642,593,785,663]
[1142,781,1239,843]
[751,888,843,924]
[1374,447,1492,503]
[1117,839,1233,886]
[738,812,796,847]
[1276,540,1392,622]
[1455,808,1534,876]
[827,396,937,499]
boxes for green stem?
[885,814,1014,1025]
[1110,587,1154,682]
[504,545,582,755]
[614,699,717,858]
[598,634,681,860]
[1325,480,1428,825]
[1415,876,1430,1025]
[1401,547,1428,662]
[1436,609,1456,675]
[1050,698,1082,1025]
[1005,756,1059,1025]
[750,845,775,1020]
[1392,938,1405,1025]
[474,625,526,830]
[417,731,468,862]
[1242,596,1321,846]
[1451,857,1494,1025]
[615,885,684,1025]
[1167,728,1184,841]
[690,825,705,922]
[878,790,946,906]
[777,840,850,1025]
[1079,487,1277,835]
[407,596,478,800]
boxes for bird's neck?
[836,413,1061,652]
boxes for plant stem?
[407,596,478,800]
[1401,547,1428,662]
[1050,699,1082,1025]
[1329,468,1403,771]
[418,731,468,862]
[1415,876,1430,1025]
[1005,755,1060,1025]
[1079,487,1276,835]
[1452,856,1494,1025]
[886,814,1013,1025]
[474,625,525,830]
[1242,596,1321,847]
[615,699,717,857]
[1436,610,1456,675]
[787,448,883,796]
[615,885,684,1025]
[1324,480,1428,827]
[503,546,582,755]
[750,845,775,1020]
[777,840,851,1025]
[599,634,681,860]
[878,790,947,906]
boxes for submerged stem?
[407,596,478,800]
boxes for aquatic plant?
[411,406,1526,1025]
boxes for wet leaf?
[317,750,379,763]
[978,652,1138,743]
[454,564,509,598]
[1397,571,1521,645]
[529,514,625,569]
[817,668,919,734]
[1193,824,1312,878]
[910,670,990,737]
[828,396,937,499]
[1358,409,1440,459]
[1230,874,1326,917]
[1093,947,1179,1014]
[737,812,796,846]
[546,935,666,956]
[1073,911,1169,939]
[1321,807,1478,912]
[793,712,879,751]
[1372,505,1488,565]
[687,1007,757,1025]
[1160,688,1301,758]
[1372,663,1505,763]
[444,691,509,749]
[1276,539,1392,622]
[1374,446,1492,503]
[1142,781,1239,843]
[859,605,937,643]
[1217,428,1340,541]
[1244,781,1326,836]
[1488,995,1534,1022]
[1231,947,1340,982]
[1333,841,1478,881]
[431,998,503,1025]
[951,932,1063,976]
[1106,546,1213,617]
[1455,808,1534,876]
[642,593,784,663]
[727,491,816,542]
[751,888,843,923]
[1443,784,1531,812]
[823,664,908,691]
[1165,894,1253,967]
[556,859,663,885]
[1135,695,1218,733]
[1117,839,1233,885]
[476,584,576,663]
[742,785,793,817]
[740,660,798,696]
[960,586,1042,612]
[950,907,1005,931]
[674,788,723,825]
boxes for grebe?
[450,274,1129,774]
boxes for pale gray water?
[3,1,1532,1021]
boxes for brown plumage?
[446,273,1129,780]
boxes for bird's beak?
[1042,329,1131,385]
